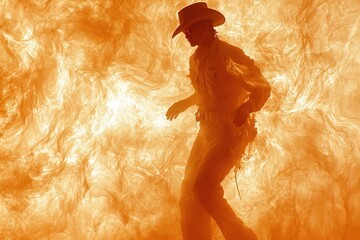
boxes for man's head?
[172,2,225,46]
[182,19,217,47]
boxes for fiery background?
[0,0,359,239]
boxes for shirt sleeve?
[225,45,271,112]
[189,54,197,90]
[188,54,200,105]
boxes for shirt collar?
[195,37,219,61]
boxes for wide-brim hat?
[172,2,225,38]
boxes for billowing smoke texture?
[0,0,359,239]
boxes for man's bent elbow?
[264,84,271,102]
[259,85,271,110]
[249,84,271,112]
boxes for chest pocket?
[205,66,217,86]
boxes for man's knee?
[193,176,216,209]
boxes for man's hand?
[233,102,251,126]
[166,100,189,121]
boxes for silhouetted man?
[166,2,271,240]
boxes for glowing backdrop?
[0,0,359,239]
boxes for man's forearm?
[183,93,198,108]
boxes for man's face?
[183,21,209,47]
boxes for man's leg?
[180,132,212,240]
[180,180,212,240]
[193,127,258,240]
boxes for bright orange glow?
[0,0,359,239]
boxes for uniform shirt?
[189,37,270,112]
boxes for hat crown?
[178,2,209,25]
[172,2,225,38]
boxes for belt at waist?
[195,109,256,125]
[195,110,235,122]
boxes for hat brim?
[172,9,225,38]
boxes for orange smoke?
[0,0,359,239]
